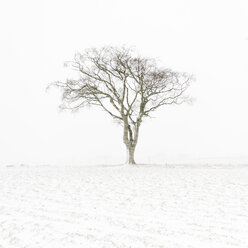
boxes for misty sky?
[0,0,248,165]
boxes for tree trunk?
[123,118,139,165]
[126,145,136,165]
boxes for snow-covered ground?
[0,164,248,248]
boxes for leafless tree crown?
[51,46,193,124]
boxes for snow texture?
[0,164,248,247]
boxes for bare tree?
[50,46,194,164]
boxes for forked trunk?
[123,118,140,165]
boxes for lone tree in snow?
[50,46,193,164]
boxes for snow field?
[0,164,248,247]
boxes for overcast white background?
[0,0,248,166]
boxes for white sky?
[0,0,248,165]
